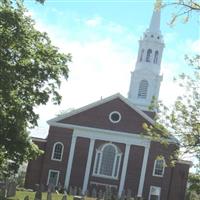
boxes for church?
[25,5,191,200]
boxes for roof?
[48,93,155,125]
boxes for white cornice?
[48,121,178,145]
[49,122,149,147]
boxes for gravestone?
[91,188,97,198]
[62,190,67,200]
[47,183,53,200]
[69,186,73,195]
[97,189,103,200]
[126,189,132,200]
[73,186,78,196]
[119,190,125,200]
[7,182,16,197]
[104,186,112,200]
[73,196,84,200]
[24,195,29,200]
[34,184,42,200]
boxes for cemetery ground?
[7,191,96,200]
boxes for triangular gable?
[48,93,155,134]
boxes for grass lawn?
[7,191,73,200]
[7,191,96,200]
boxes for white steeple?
[128,4,164,111]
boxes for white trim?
[148,186,161,200]
[90,181,118,189]
[82,138,95,194]
[47,169,60,186]
[152,158,165,177]
[47,93,154,125]
[64,136,77,190]
[118,144,130,197]
[51,142,64,161]
[137,146,150,197]
[31,137,47,142]
[109,111,121,123]
[48,121,178,144]
[177,160,193,166]
[92,143,122,179]
[50,122,151,147]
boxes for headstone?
[7,182,16,197]
[104,186,112,200]
[69,186,73,195]
[78,187,82,196]
[97,189,103,200]
[126,189,132,200]
[62,190,67,200]
[119,190,125,200]
[73,186,78,196]
[73,196,84,200]
[91,187,97,198]
[34,184,42,200]
[24,195,29,200]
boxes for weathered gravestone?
[7,182,16,197]
[73,196,84,200]
[47,184,53,200]
[34,184,42,200]
[61,190,67,200]
[24,195,29,200]
[91,187,97,198]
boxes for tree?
[0,0,71,176]
[155,0,200,24]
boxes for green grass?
[7,191,73,200]
[7,191,96,200]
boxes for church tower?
[128,6,164,111]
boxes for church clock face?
[109,111,121,123]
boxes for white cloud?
[85,16,102,27]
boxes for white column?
[64,135,77,190]
[118,144,130,197]
[82,138,95,194]
[137,145,150,197]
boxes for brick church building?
[25,5,191,200]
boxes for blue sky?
[24,0,199,139]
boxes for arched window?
[51,142,64,161]
[153,158,165,177]
[138,80,148,99]
[153,51,159,64]
[146,49,152,62]
[140,49,145,62]
[93,143,122,179]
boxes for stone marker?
[24,195,29,200]
[73,195,84,200]
[34,184,42,200]
[7,182,16,197]
[61,190,67,200]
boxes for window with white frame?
[146,49,152,62]
[153,158,165,177]
[47,170,59,186]
[51,142,64,161]
[149,186,161,200]
[138,80,148,99]
[93,143,122,179]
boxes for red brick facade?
[25,96,190,199]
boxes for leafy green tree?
[0,0,71,176]
[155,0,200,24]
[187,173,200,195]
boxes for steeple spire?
[149,8,161,33]
[128,2,164,111]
